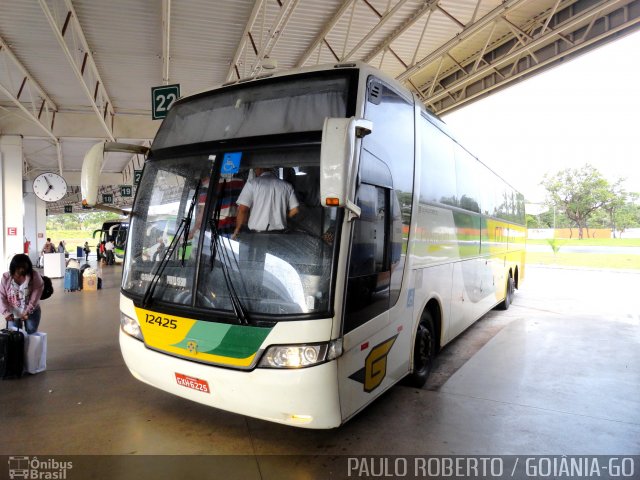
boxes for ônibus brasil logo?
[8,456,73,479]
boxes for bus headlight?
[120,312,144,341]
[258,339,342,368]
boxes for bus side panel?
[413,264,454,347]
[337,306,413,423]
[410,202,459,346]
[448,257,499,341]
[449,229,526,340]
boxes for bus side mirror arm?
[320,117,372,221]
[345,200,361,221]
[81,142,149,215]
[355,122,372,138]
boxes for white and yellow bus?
[116,62,525,429]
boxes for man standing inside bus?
[232,167,299,239]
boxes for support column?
[0,135,27,269]
[23,179,48,265]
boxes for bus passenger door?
[337,183,406,421]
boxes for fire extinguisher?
[24,239,31,254]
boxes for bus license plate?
[175,373,210,394]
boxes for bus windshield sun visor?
[208,219,249,325]
[142,180,201,307]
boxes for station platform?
[1,264,638,479]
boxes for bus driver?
[232,167,299,239]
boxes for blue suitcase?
[64,268,81,292]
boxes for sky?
[442,29,640,205]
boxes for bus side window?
[344,183,391,333]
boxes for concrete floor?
[1,263,639,478]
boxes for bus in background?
[93,220,129,263]
[110,62,524,429]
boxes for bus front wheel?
[405,312,435,388]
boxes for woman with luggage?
[1,254,44,334]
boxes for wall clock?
[33,172,68,202]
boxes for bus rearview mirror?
[319,117,372,219]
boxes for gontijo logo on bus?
[349,335,398,393]
[134,307,272,368]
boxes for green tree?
[588,208,609,229]
[614,198,640,237]
[541,164,611,240]
[538,208,571,229]
[47,211,123,233]
[600,180,628,238]
[526,214,539,228]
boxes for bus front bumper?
[120,330,342,429]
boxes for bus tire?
[497,276,514,310]
[404,312,435,388]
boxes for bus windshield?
[122,145,339,320]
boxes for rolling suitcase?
[1,322,25,379]
[64,267,81,292]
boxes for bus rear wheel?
[497,276,515,310]
[404,313,435,388]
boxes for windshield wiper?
[208,219,249,325]
[180,181,201,266]
[142,181,201,307]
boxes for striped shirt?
[216,177,245,233]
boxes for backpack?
[40,275,54,300]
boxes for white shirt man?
[233,168,299,239]
[104,240,115,265]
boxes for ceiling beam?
[0,109,159,139]
[0,84,57,142]
[436,5,465,29]
[162,0,171,84]
[0,35,58,142]
[342,0,411,61]
[0,35,58,112]
[428,0,639,113]
[249,0,301,76]
[541,0,564,34]
[39,0,115,141]
[397,0,529,82]
[226,0,264,81]
[296,0,359,67]
[363,1,438,63]
[426,0,624,102]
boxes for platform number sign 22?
[152,84,180,120]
